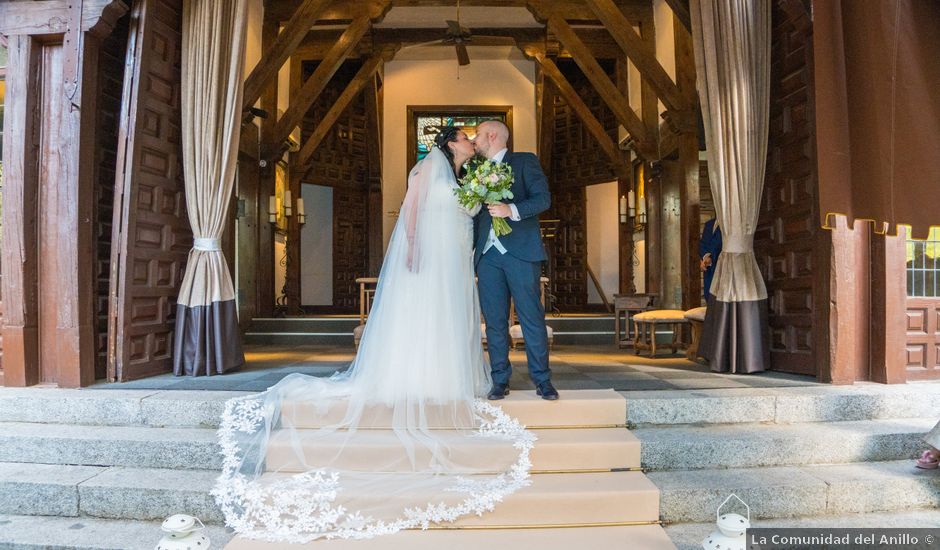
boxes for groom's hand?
[488,203,512,218]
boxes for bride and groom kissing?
[433,119,557,402]
[213,120,555,542]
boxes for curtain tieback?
[723,235,754,254]
[194,237,222,251]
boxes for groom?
[472,121,557,401]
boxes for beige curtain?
[692,0,772,373]
[174,0,248,376]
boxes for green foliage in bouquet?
[454,156,515,236]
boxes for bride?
[212,127,535,542]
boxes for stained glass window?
[416,114,507,162]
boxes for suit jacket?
[473,151,551,266]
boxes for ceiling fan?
[400,1,517,66]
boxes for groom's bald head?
[473,120,510,159]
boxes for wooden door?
[107,0,190,381]
[754,1,821,376]
[904,298,940,380]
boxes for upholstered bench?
[632,309,688,357]
[684,306,707,361]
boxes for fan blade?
[455,43,470,66]
[446,20,463,36]
[400,39,446,51]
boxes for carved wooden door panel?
[754,1,820,376]
[904,298,940,380]
[550,187,588,311]
[107,0,190,381]
[333,186,368,312]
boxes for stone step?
[0,463,221,522]
[0,463,658,527]
[266,427,641,473]
[634,417,936,471]
[623,384,940,426]
[0,423,221,470]
[0,514,233,550]
[649,460,940,523]
[0,514,674,550]
[249,317,360,333]
[0,422,637,473]
[280,389,628,429]
[256,469,659,527]
[226,524,676,549]
[665,508,940,550]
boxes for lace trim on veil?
[211,395,536,542]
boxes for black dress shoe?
[487,383,510,400]
[536,381,559,401]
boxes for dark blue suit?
[699,218,722,299]
[474,151,552,387]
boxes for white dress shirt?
[481,148,521,256]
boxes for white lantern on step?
[155,514,211,550]
[702,494,750,550]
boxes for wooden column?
[822,217,868,384]
[638,17,661,298]
[236,154,260,328]
[672,11,701,309]
[364,75,384,276]
[1,34,42,387]
[616,59,636,294]
[0,1,125,387]
[256,18,278,317]
[870,227,908,384]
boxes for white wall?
[300,184,333,305]
[382,58,537,244]
[653,0,677,115]
[586,182,621,304]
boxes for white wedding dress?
[212,147,534,542]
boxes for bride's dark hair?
[433,126,465,176]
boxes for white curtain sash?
[722,234,754,254]
[194,237,222,251]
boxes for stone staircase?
[0,387,674,549]
[0,384,937,549]
[624,384,940,548]
[244,315,616,346]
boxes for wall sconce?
[268,192,305,226]
[619,191,636,224]
[297,198,306,225]
[636,197,647,230]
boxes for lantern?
[155,514,210,550]
[702,494,750,550]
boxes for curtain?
[691,0,771,373]
[814,0,940,239]
[174,0,248,376]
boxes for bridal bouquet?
[454,157,515,236]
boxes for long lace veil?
[212,147,535,542]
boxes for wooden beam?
[674,10,700,309]
[0,0,127,36]
[295,49,393,171]
[586,0,686,113]
[526,49,629,178]
[535,66,555,175]
[662,0,691,33]
[543,13,651,156]
[242,0,332,111]
[266,0,650,26]
[267,15,373,157]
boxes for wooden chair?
[353,277,379,349]
[684,306,708,361]
[632,309,688,357]
[613,293,656,348]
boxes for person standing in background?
[699,217,722,301]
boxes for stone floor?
[91,344,821,392]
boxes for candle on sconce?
[628,190,636,210]
[297,198,305,216]
[268,195,277,223]
[619,195,628,224]
[284,190,292,217]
